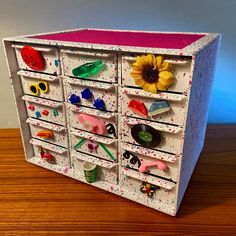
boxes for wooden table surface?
[0,126,235,235]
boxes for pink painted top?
[31,29,206,49]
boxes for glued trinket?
[69,94,80,105]
[41,109,49,116]
[37,130,54,139]
[131,124,161,148]
[72,59,106,78]
[128,99,148,118]
[52,108,59,117]
[27,104,35,111]
[93,98,105,110]
[35,111,41,118]
[106,123,116,137]
[138,160,168,173]
[39,146,56,164]
[148,101,170,116]
[81,88,93,100]
[87,140,98,153]
[140,182,160,198]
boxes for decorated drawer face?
[27,118,68,148]
[19,71,64,102]
[72,151,118,185]
[23,95,66,126]
[66,103,118,138]
[120,167,176,205]
[121,143,179,182]
[121,116,183,154]
[70,128,117,162]
[61,49,117,83]
[121,88,187,126]
[12,44,60,75]
[64,77,117,112]
[122,54,192,94]
[31,138,70,167]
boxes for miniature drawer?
[12,44,60,75]
[23,95,66,126]
[121,88,187,126]
[66,103,118,138]
[120,167,176,205]
[64,77,117,112]
[27,118,68,148]
[73,151,118,185]
[61,49,117,82]
[122,55,192,93]
[121,116,183,154]
[121,143,179,182]
[30,138,70,167]
[18,70,64,102]
[70,128,117,162]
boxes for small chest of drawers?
[3,28,220,216]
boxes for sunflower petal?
[159,71,174,81]
[159,77,173,86]
[158,61,172,71]
[156,81,167,91]
[141,82,157,93]
[130,72,142,79]
[155,56,164,68]
[144,54,155,66]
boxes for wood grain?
[0,126,235,235]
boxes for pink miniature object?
[139,160,168,173]
[78,114,107,135]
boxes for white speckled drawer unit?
[27,118,68,148]
[19,70,64,102]
[64,77,118,112]
[4,28,220,216]
[121,116,183,154]
[12,44,60,75]
[121,143,179,182]
[120,167,176,206]
[31,138,70,168]
[23,95,66,126]
[122,55,192,93]
[70,128,117,162]
[61,49,118,83]
[121,87,187,126]
[73,151,118,185]
[66,103,118,138]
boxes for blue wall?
[1,0,235,126]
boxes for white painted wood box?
[3,28,220,216]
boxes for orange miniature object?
[36,130,54,138]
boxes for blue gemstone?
[69,94,80,104]
[35,111,41,118]
[81,88,92,100]
[93,98,105,110]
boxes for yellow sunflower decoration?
[130,54,174,94]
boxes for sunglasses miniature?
[28,81,49,96]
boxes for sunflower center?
[142,65,159,83]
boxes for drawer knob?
[93,98,105,110]
[81,88,93,100]
[21,46,45,71]
[37,130,54,139]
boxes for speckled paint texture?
[3,28,220,216]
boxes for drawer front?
[23,96,66,126]
[70,128,117,162]
[64,78,117,112]
[120,167,176,205]
[13,44,60,75]
[19,71,64,102]
[27,118,68,148]
[121,88,187,126]
[31,139,70,167]
[73,151,118,185]
[121,117,183,154]
[61,49,117,83]
[122,55,192,93]
[66,104,118,138]
[121,143,179,182]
